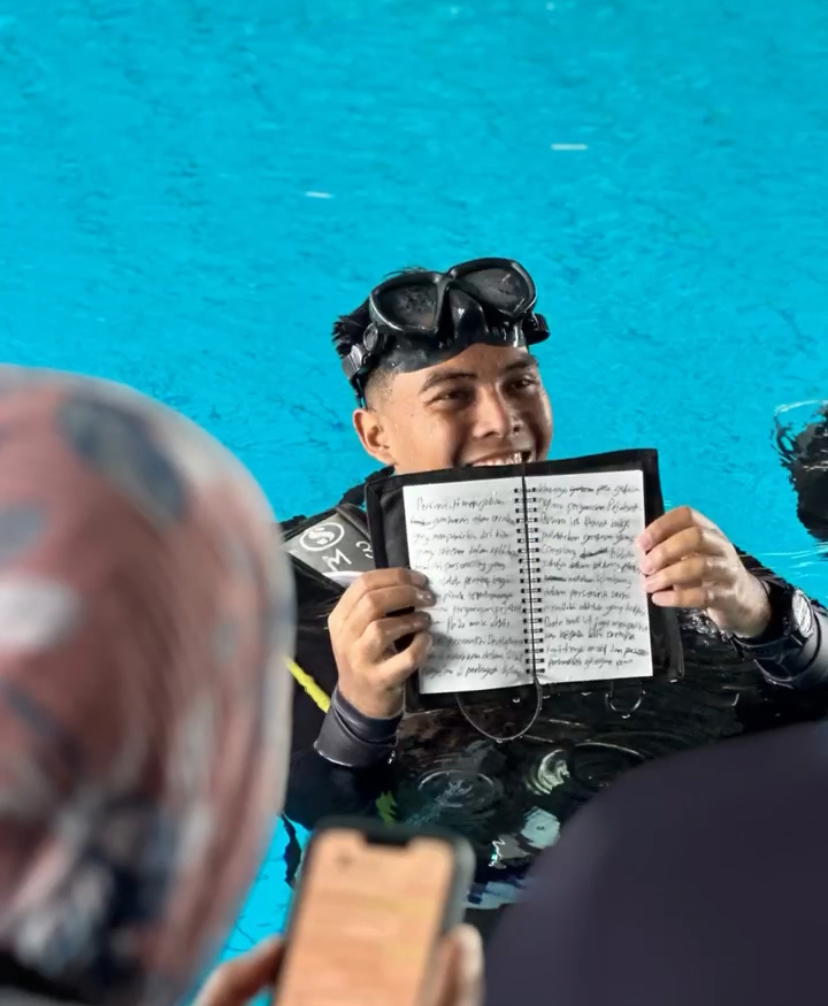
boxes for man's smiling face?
[353,343,553,474]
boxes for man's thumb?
[194,937,283,1006]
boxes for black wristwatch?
[731,580,816,671]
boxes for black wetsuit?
[281,471,828,914]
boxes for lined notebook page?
[402,480,528,694]
[524,469,653,683]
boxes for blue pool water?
[1,0,827,980]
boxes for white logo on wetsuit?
[299,521,345,552]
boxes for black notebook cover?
[366,449,685,712]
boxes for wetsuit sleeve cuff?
[758,606,828,690]
[314,688,403,768]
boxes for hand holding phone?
[272,818,479,1006]
[419,925,483,1006]
[194,927,481,1006]
[194,938,284,1006]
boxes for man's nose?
[472,387,522,440]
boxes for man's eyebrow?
[418,355,541,395]
[418,368,476,395]
[504,355,541,374]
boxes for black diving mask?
[341,257,550,403]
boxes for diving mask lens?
[448,259,537,319]
[372,279,442,334]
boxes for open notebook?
[366,449,684,710]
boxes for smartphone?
[272,817,476,1006]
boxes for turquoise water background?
[1,0,827,981]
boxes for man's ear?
[353,407,396,466]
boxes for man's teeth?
[473,453,524,466]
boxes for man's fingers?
[449,924,485,1006]
[194,937,283,1006]
[347,583,436,638]
[339,631,430,715]
[327,568,437,718]
[640,525,725,575]
[362,611,433,661]
[651,585,714,609]
[380,630,434,687]
[332,567,428,623]
[644,555,733,593]
[425,925,484,1006]
[638,505,720,552]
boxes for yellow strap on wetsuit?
[286,656,331,713]
[285,656,397,821]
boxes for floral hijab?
[0,367,293,1004]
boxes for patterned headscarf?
[0,367,294,1005]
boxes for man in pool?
[281,259,828,906]
[285,258,827,746]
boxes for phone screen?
[274,828,455,1006]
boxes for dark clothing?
[282,473,828,900]
[485,719,828,1006]
[316,687,403,767]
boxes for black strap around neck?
[338,466,394,508]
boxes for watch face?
[792,590,814,638]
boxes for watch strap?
[731,580,816,677]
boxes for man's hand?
[638,506,772,638]
[425,925,484,1006]
[193,926,481,1006]
[328,567,435,718]
[193,937,283,1006]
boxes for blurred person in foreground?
[0,366,481,1006]
[485,717,828,1006]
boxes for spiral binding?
[455,468,545,743]
[515,485,546,676]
